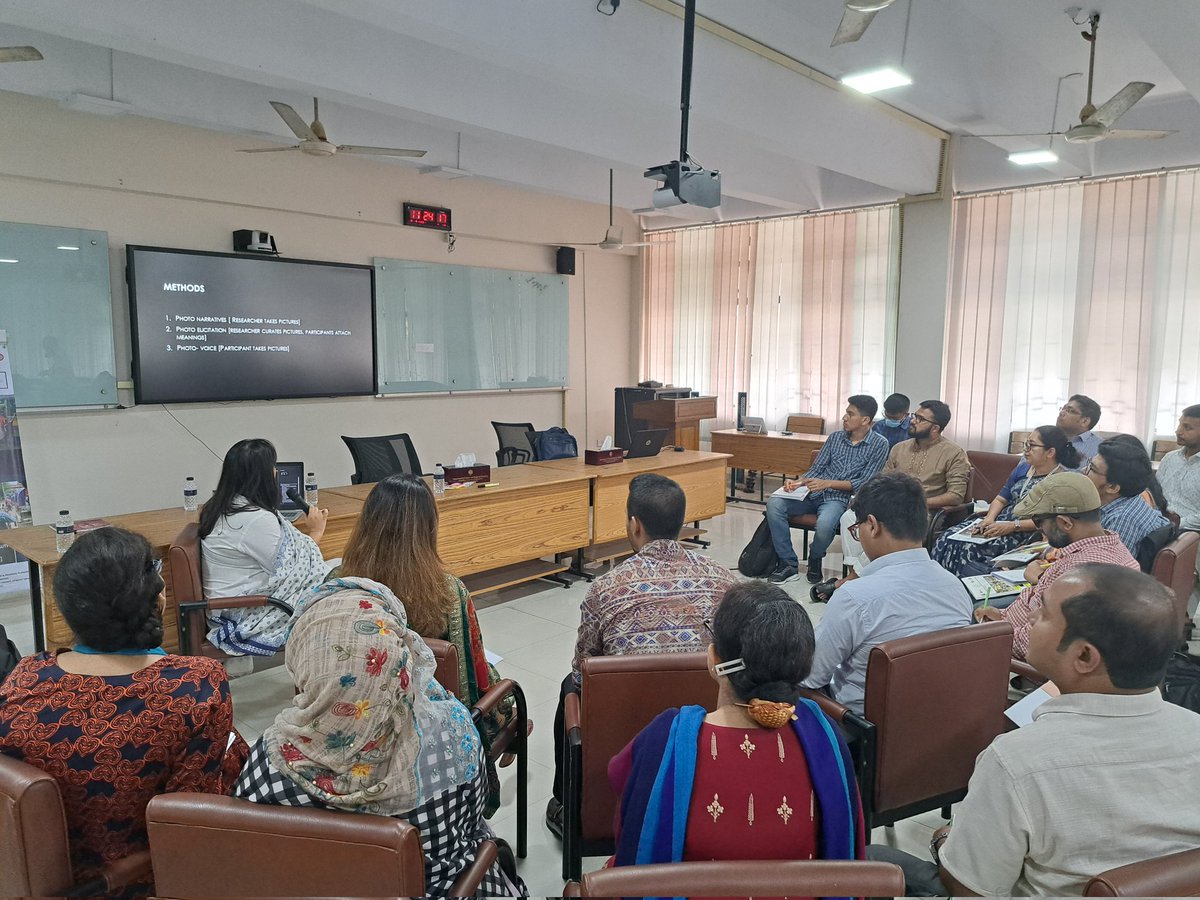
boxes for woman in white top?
[199,438,329,657]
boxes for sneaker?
[806,563,824,584]
[545,797,564,841]
[768,563,800,584]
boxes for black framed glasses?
[1022,440,1046,451]
[848,521,864,541]
[702,616,713,640]
[911,413,937,426]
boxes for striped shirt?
[1158,448,1200,532]
[571,539,735,680]
[1003,531,1139,659]
[805,429,890,505]
[1101,494,1170,556]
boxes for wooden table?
[325,465,590,593]
[1,493,368,654]
[531,450,730,558]
[710,429,828,499]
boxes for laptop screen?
[276,461,305,510]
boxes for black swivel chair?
[341,433,425,484]
[491,421,536,467]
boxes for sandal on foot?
[810,578,838,603]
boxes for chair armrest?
[1010,657,1048,687]
[206,594,272,610]
[66,849,152,896]
[448,839,498,897]
[564,688,582,739]
[798,687,852,724]
[471,678,519,719]
[562,881,583,897]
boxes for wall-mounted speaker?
[556,246,576,276]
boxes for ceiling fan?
[831,0,897,47]
[576,170,651,251]
[0,45,42,62]
[239,98,427,159]
[973,13,1173,145]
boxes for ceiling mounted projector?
[645,160,721,208]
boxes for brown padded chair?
[0,754,151,897]
[168,522,273,657]
[563,859,905,897]
[966,449,1021,504]
[809,621,1014,831]
[562,651,718,881]
[925,467,977,550]
[146,792,498,898]
[786,413,825,435]
[425,637,529,858]
[1151,530,1200,635]
[1084,847,1200,896]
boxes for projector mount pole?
[678,0,696,164]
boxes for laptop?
[275,461,307,521]
[741,416,766,434]
[625,428,669,459]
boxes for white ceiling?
[2,0,1199,230]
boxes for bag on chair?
[533,427,578,461]
[738,515,778,577]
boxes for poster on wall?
[0,330,32,591]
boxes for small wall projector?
[644,160,721,209]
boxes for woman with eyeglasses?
[199,438,330,663]
[607,581,865,871]
[0,527,247,895]
[932,425,1081,580]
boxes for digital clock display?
[403,202,452,231]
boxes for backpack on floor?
[738,515,778,577]
[1163,650,1200,714]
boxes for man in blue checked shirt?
[765,394,890,584]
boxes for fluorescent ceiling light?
[841,66,912,94]
[0,259,18,264]
[56,245,80,251]
[1008,149,1059,166]
[419,165,471,180]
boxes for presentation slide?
[128,247,375,404]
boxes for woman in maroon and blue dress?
[0,527,247,896]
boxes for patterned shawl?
[263,576,482,816]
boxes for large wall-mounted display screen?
[128,246,375,404]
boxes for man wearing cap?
[976,471,1139,659]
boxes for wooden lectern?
[632,396,718,450]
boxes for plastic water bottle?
[183,476,198,512]
[304,472,319,506]
[433,464,446,497]
[55,510,74,554]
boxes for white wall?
[0,92,637,521]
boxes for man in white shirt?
[872,563,1200,896]
[801,472,972,714]
[1159,404,1200,614]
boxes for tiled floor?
[0,487,966,896]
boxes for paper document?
[993,542,1049,566]
[993,568,1031,584]
[1004,682,1061,727]
[485,648,503,665]
[770,484,810,501]
[962,573,1029,602]
[944,520,994,545]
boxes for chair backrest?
[492,421,536,465]
[786,413,825,435]
[168,523,203,605]
[1084,847,1200,896]
[863,621,1013,817]
[425,637,461,699]
[574,859,905,897]
[1152,531,1200,633]
[341,433,423,484]
[146,793,425,898]
[1153,438,1181,462]
[966,450,1020,503]
[579,652,718,841]
[1008,430,1033,454]
[0,754,74,897]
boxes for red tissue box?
[443,465,492,485]
[585,448,625,466]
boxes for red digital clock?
[403,202,452,231]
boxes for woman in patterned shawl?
[233,576,525,898]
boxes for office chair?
[341,433,425,484]
[492,421,536,466]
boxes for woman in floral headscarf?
[233,576,525,898]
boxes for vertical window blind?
[945,168,1200,449]
[641,205,899,438]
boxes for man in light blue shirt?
[871,392,912,449]
[801,471,973,715]
[1057,394,1102,467]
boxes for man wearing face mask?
[976,471,1139,660]
[871,393,912,449]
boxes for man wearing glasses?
[1084,437,1170,556]
[976,472,1139,660]
[801,472,972,715]
[1056,394,1103,468]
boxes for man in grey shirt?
[801,471,972,714]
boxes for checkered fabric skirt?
[234,738,524,897]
